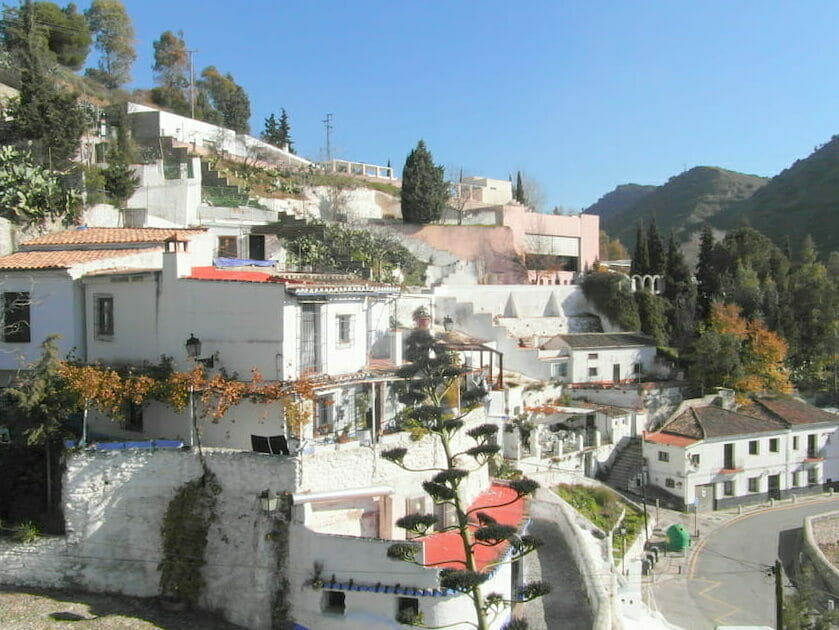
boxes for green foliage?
[580,272,641,331]
[630,222,649,276]
[199,66,250,133]
[1,2,91,70]
[85,0,136,87]
[153,29,188,89]
[158,471,221,605]
[101,145,139,208]
[401,140,448,224]
[635,291,668,345]
[5,335,81,446]
[646,217,665,274]
[1,46,87,169]
[262,108,293,153]
[554,484,644,558]
[687,328,743,393]
[514,171,526,205]
[12,520,40,543]
[0,145,81,224]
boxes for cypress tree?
[401,140,448,224]
[631,223,650,276]
[515,171,526,205]
[647,217,665,275]
[695,224,718,321]
[278,108,293,153]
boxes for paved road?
[523,490,594,630]
[658,498,839,629]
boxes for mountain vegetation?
[584,183,655,220]
[715,134,839,258]
[602,166,768,251]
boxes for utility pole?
[187,49,198,119]
[774,559,784,630]
[323,113,333,162]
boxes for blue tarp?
[215,257,275,267]
[89,440,184,451]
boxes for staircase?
[605,437,644,494]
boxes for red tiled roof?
[22,227,205,246]
[644,431,698,447]
[421,483,527,573]
[0,248,158,270]
[186,267,283,283]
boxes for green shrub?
[12,520,40,543]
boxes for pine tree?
[401,140,448,224]
[646,217,665,275]
[631,223,650,276]
[663,232,696,350]
[85,0,136,87]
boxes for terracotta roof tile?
[0,248,158,270]
[644,431,698,447]
[751,397,839,425]
[22,227,206,246]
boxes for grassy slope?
[584,183,656,221]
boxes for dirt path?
[0,588,244,630]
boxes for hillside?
[603,166,768,249]
[584,183,656,221]
[714,135,839,256]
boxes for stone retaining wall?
[802,510,839,597]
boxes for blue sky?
[82,1,839,211]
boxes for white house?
[644,393,839,510]
[0,228,210,379]
[538,332,658,385]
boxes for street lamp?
[619,525,627,575]
[185,333,215,368]
[260,489,279,513]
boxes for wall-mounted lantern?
[185,333,215,368]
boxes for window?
[808,434,818,458]
[588,367,599,378]
[690,454,700,467]
[769,438,779,453]
[322,590,345,615]
[792,471,801,487]
[723,443,735,469]
[336,314,354,346]
[658,450,669,462]
[793,436,799,450]
[551,362,568,379]
[3,291,30,342]
[748,440,759,455]
[94,295,114,338]
[808,468,819,485]
[315,396,334,434]
[723,480,734,496]
[587,353,599,360]
[748,477,759,493]
[217,236,238,258]
[665,478,675,488]
[396,597,420,624]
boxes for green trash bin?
[666,523,691,551]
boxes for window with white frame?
[658,450,669,462]
[94,295,114,338]
[793,436,799,450]
[587,352,598,360]
[792,471,801,487]
[808,467,819,485]
[769,438,779,452]
[588,367,599,378]
[748,477,759,493]
[690,453,700,467]
[723,480,735,496]
[748,440,759,455]
[336,314,354,346]
[665,478,675,488]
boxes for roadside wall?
[802,511,839,596]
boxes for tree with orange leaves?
[689,302,792,395]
